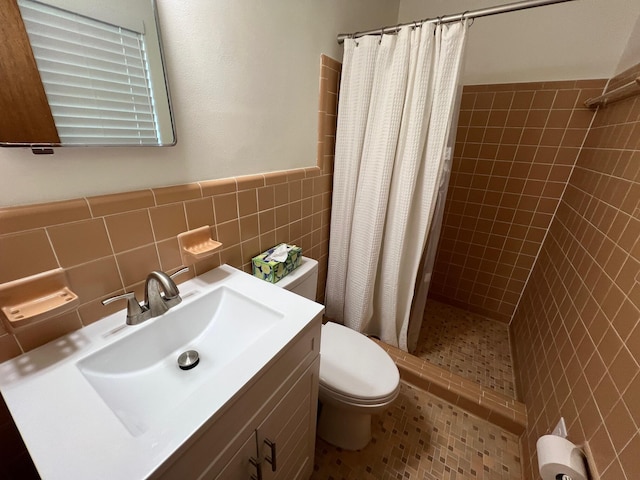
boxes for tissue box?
[252,243,302,284]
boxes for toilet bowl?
[275,256,400,450]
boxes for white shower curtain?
[325,21,468,350]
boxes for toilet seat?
[319,322,400,403]
[319,382,400,407]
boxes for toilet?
[275,256,400,450]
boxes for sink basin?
[77,286,283,436]
[0,264,324,480]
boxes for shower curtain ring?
[461,11,474,27]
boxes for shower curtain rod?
[584,77,640,108]
[337,0,579,44]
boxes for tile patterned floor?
[414,300,517,399]
[312,382,522,480]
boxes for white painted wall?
[617,13,640,74]
[5,0,638,207]
[398,0,640,85]
[0,0,399,207]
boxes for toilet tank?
[275,257,318,301]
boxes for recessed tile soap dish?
[177,225,222,265]
[0,269,79,330]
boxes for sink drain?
[177,350,199,370]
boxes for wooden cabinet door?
[258,358,319,480]
[0,0,59,143]
[213,433,259,480]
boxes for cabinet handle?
[264,438,277,472]
[249,456,262,480]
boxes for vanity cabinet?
[215,358,319,479]
[154,318,321,480]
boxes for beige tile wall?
[512,63,640,480]
[317,54,341,298]
[0,168,331,360]
[431,80,606,322]
[0,54,340,478]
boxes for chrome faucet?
[144,269,185,317]
[102,267,189,325]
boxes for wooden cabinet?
[0,0,59,143]
[214,358,318,480]
[213,433,257,479]
[154,318,321,480]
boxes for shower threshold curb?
[374,339,527,436]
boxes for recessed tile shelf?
[177,225,222,265]
[0,269,79,330]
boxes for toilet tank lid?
[276,256,318,291]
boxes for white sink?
[77,286,283,436]
[0,264,324,480]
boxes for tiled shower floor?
[414,300,517,399]
[311,382,522,480]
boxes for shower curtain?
[325,21,468,350]
[406,104,461,352]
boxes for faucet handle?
[170,266,189,280]
[102,292,142,310]
[102,292,149,325]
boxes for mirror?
[0,0,175,149]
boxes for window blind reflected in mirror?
[18,0,160,145]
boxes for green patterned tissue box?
[252,243,302,283]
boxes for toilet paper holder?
[536,434,588,480]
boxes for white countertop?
[0,265,324,480]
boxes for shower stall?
[328,0,585,402]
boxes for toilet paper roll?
[536,434,587,480]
